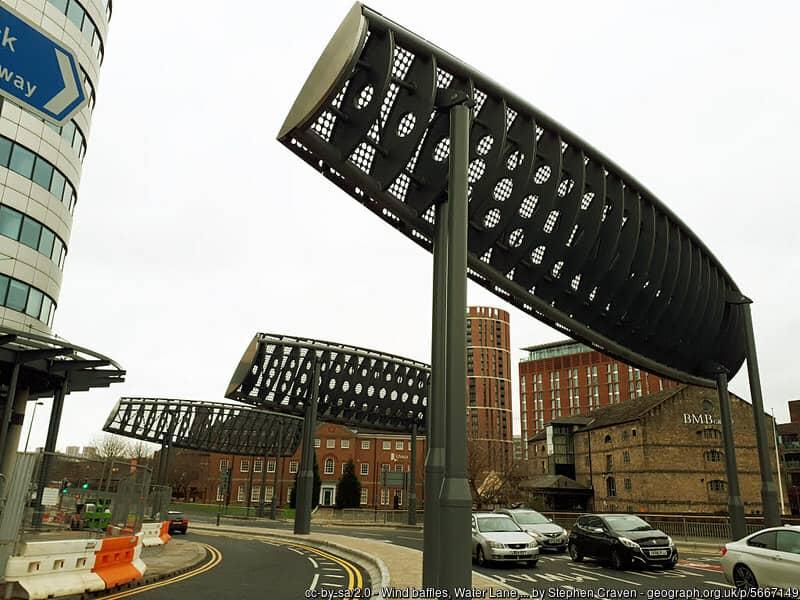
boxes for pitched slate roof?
[577,386,686,431]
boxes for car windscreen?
[604,515,652,532]
[512,511,550,525]
[168,512,185,520]
[477,517,521,533]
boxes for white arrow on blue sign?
[0,5,87,125]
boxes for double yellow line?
[102,543,222,599]
[283,541,364,591]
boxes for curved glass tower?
[0,0,111,334]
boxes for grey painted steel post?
[715,370,747,540]
[34,383,66,524]
[258,447,268,517]
[270,421,283,520]
[294,354,319,535]
[423,201,449,587]
[407,423,417,525]
[741,302,781,526]
[438,101,473,592]
[157,443,168,486]
[0,364,20,469]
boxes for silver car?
[471,512,540,567]
[497,508,568,552]
[720,525,800,590]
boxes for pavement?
[140,537,209,580]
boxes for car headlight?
[618,537,640,549]
[529,531,545,540]
[488,542,506,549]
[666,536,674,546]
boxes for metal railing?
[332,508,423,525]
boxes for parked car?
[568,514,677,570]
[720,525,800,590]
[496,508,568,552]
[471,512,540,567]
[166,510,189,534]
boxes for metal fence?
[541,511,800,541]
[332,508,423,525]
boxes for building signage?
[0,5,86,124]
[682,413,722,425]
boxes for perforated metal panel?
[226,333,430,432]
[103,398,303,456]
[277,3,746,385]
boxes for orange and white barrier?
[3,534,146,599]
[158,520,172,544]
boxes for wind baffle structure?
[103,397,304,457]
[225,332,430,432]
[276,2,780,589]
[277,3,748,387]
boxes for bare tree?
[127,440,155,463]
[467,441,527,510]
[93,434,131,459]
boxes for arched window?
[606,477,617,497]
[324,458,334,475]
[705,450,723,463]
[700,428,722,440]
[604,434,612,443]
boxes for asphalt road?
[128,530,369,600]
[182,514,733,597]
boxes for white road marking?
[624,570,657,579]
[673,569,704,577]
[322,583,344,588]
[324,574,345,579]
[707,581,734,588]
[309,574,319,591]
[286,547,305,556]
[307,556,318,569]
[570,566,641,586]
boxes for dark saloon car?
[166,510,189,534]
[568,514,677,570]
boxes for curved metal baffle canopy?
[103,397,304,456]
[277,2,747,386]
[226,333,430,433]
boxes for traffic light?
[61,479,70,494]
[80,480,89,490]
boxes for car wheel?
[476,546,488,567]
[568,542,583,562]
[610,550,628,570]
[733,564,758,590]
[527,560,538,568]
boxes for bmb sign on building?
[528,386,787,514]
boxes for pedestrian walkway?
[192,522,515,592]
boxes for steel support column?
[740,301,781,526]
[408,423,417,526]
[0,364,20,471]
[34,383,66,524]
[438,101,472,592]
[258,447,269,518]
[715,370,747,540]
[423,187,449,586]
[294,354,319,535]
[270,421,283,520]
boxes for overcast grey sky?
[21,0,800,451]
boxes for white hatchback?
[720,525,800,590]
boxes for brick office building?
[778,400,800,515]
[518,340,680,458]
[467,306,513,472]
[165,423,425,510]
[527,385,785,514]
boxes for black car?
[568,514,677,570]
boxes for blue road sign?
[0,5,86,125]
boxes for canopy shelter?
[103,397,304,457]
[277,3,748,387]
[226,332,430,433]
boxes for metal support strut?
[407,423,417,526]
[714,369,747,540]
[437,99,473,592]
[294,353,319,535]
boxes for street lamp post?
[23,401,43,453]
